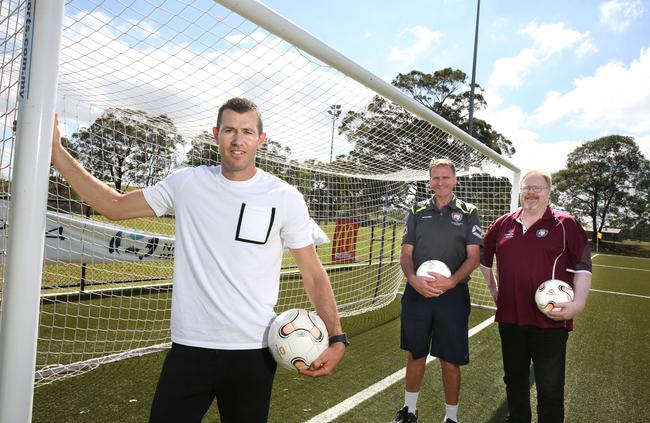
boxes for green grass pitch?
[31,253,650,422]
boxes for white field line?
[304,315,495,423]
[593,264,650,272]
[589,289,650,299]
[595,253,650,261]
[590,254,650,298]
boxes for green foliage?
[552,135,650,242]
[339,68,515,175]
[71,109,183,192]
[184,130,219,166]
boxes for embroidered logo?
[504,228,515,239]
[451,212,463,222]
[536,229,549,238]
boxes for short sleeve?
[280,188,313,250]
[565,216,592,273]
[481,215,504,267]
[402,210,416,245]
[142,167,192,217]
[466,208,484,247]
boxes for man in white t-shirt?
[50,98,347,423]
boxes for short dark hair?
[216,97,263,134]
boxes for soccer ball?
[534,279,575,316]
[416,259,452,278]
[267,308,329,371]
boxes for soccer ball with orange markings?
[534,279,574,316]
[267,309,328,371]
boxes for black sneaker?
[391,406,418,423]
[443,418,457,423]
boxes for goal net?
[0,0,517,386]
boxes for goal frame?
[0,1,521,421]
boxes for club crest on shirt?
[536,228,549,238]
[503,228,515,239]
[451,212,463,226]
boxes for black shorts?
[400,282,471,364]
[149,343,277,423]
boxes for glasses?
[520,185,548,193]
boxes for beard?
[522,197,546,213]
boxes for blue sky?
[262,0,650,173]
[7,0,645,177]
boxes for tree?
[337,68,515,208]
[185,131,219,166]
[340,68,514,172]
[552,135,650,242]
[71,108,183,192]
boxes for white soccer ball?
[534,279,575,316]
[416,259,452,278]
[267,308,329,371]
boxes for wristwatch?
[329,333,350,347]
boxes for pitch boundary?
[589,288,650,299]
[304,316,495,423]
[592,264,650,272]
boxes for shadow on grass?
[485,365,535,423]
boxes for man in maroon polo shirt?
[480,169,592,423]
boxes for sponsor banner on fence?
[0,200,328,264]
[331,219,359,264]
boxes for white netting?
[0,0,515,386]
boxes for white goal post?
[0,2,65,421]
[0,0,520,419]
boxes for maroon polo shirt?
[481,207,592,330]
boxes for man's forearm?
[572,271,592,310]
[479,265,496,287]
[304,268,343,336]
[52,145,123,218]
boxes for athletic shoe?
[443,418,457,423]
[391,406,418,422]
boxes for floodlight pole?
[326,105,341,222]
[0,1,65,422]
[328,104,341,164]
[467,0,480,137]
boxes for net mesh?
[0,0,514,386]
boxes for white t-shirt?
[143,166,313,349]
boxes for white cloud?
[488,48,537,89]
[522,22,591,59]
[388,26,443,62]
[600,0,644,32]
[576,39,598,57]
[224,30,269,45]
[480,105,538,145]
[535,47,650,133]
[54,10,377,165]
[477,105,574,174]
[513,138,582,174]
[487,22,595,92]
[634,133,650,159]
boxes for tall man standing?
[393,158,483,423]
[480,169,592,422]
[49,98,347,423]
